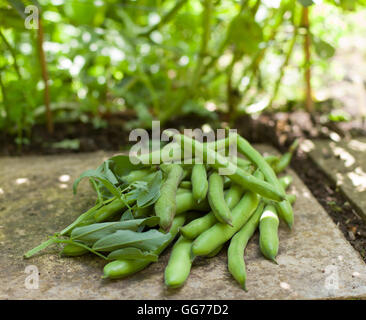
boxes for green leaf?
[92,229,171,252]
[136,171,162,207]
[337,0,357,11]
[102,160,119,185]
[64,0,106,27]
[70,217,160,244]
[297,0,314,6]
[0,9,25,29]
[313,37,335,59]
[328,110,351,122]
[108,154,146,180]
[7,0,26,18]
[226,11,262,56]
[107,247,158,261]
[72,168,121,200]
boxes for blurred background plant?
[1,0,366,152]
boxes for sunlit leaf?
[226,11,262,55]
[92,229,171,252]
[70,216,160,244]
[313,37,336,59]
[107,247,158,261]
[297,0,315,7]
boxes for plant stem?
[189,0,213,92]
[0,29,22,79]
[24,238,56,258]
[0,73,10,127]
[37,12,54,134]
[201,0,247,78]
[267,28,298,110]
[251,0,261,15]
[52,238,108,260]
[160,0,213,124]
[302,6,313,113]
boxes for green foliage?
[328,109,351,122]
[0,0,364,139]
[298,0,315,7]
[313,36,336,59]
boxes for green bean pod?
[175,192,210,214]
[279,175,293,190]
[235,157,251,169]
[122,168,154,184]
[236,135,293,229]
[166,133,284,202]
[177,188,191,195]
[154,164,184,230]
[61,243,89,257]
[205,244,224,258]
[191,171,263,256]
[208,172,232,225]
[191,164,208,203]
[264,155,280,168]
[94,197,133,223]
[103,215,186,279]
[275,153,292,174]
[259,204,279,263]
[275,140,299,173]
[179,181,192,189]
[136,137,233,165]
[228,202,265,291]
[286,194,296,204]
[164,236,193,288]
[180,184,244,239]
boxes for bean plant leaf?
[313,37,335,59]
[92,229,171,252]
[297,0,314,6]
[120,208,135,221]
[70,217,160,245]
[7,0,26,18]
[102,160,119,185]
[226,11,262,56]
[107,247,158,261]
[72,168,121,200]
[136,171,162,207]
[108,154,146,180]
[0,8,25,29]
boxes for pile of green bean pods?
[24,133,299,291]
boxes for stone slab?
[1,147,366,300]
[307,138,366,222]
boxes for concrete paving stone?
[0,146,366,300]
[307,138,366,222]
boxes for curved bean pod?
[228,202,265,290]
[175,192,210,214]
[191,164,208,203]
[191,171,263,256]
[180,184,244,240]
[166,133,284,202]
[154,164,184,230]
[236,135,293,229]
[61,243,89,257]
[164,236,193,288]
[208,172,232,225]
[259,204,279,263]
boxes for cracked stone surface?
[307,138,366,222]
[1,146,366,300]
